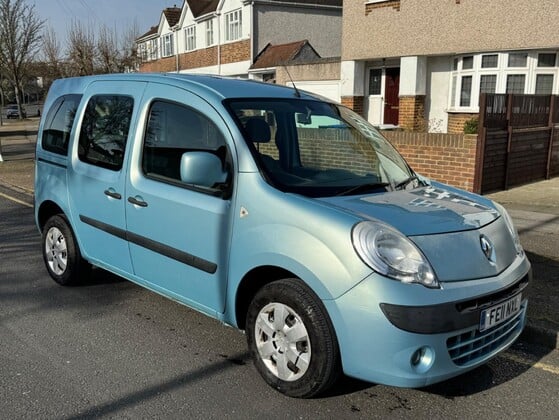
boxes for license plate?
[479,293,522,332]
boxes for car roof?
[48,73,327,104]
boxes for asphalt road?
[1,193,559,419]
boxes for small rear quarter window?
[41,94,82,155]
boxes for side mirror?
[180,151,227,188]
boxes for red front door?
[383,67,400,125]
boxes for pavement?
[0,119,557,350]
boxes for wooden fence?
[477,94,559,193]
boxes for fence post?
[473,93,487,194]
[504,94,513,190]
[546,95,556,179]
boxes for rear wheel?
[246,278,341,398]
[42,215,90,285]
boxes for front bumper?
[324,253,531,388]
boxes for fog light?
[410,346,434,373]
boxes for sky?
[33,0,178,47]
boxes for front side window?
[185,26,196,51]
[480,75,497,94]
[78,95,134,170]
[227,99,413,197]
[538,53,556,68]
[142,100,229,193]
[225,9,242,42]
[42,94,81,155]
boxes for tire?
[246,278,341,398]
[42,214,90,286]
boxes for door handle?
[128,196,148,207]
[104,189,122,200]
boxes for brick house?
[136,0,342,78]
[341,0,559,133]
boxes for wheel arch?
[37,200,66,231]
[234,265,298,330]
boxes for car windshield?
[227,98,416,197]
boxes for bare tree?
[41,26,65,87]
[120,20,141,72]
[67,21,96,76]
[0,0,44,119]
[97,24,120,73]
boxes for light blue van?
[35,73,531,398]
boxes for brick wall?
[365,0,401,14]
[383,131,479,191]
[448,112,478,133]
[399,95,426,131]
[341,96,365,117]
[179,46,218,70]
[139,56,177,73]
[138,40,250,73]
[221,40,251,65]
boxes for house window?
[460,76,472,107]
[185,26,196,51]
[148,39,158,60]
[225,9,242,42]
[481,54,498,68]
[368,69,382,95]
[462,56,474,70]
[161,33,174,57]
[450,50,559,110]
[480,75,497,94]
[139,43,148,62]
[538,53,556,68]
[206,19,214,46]
[506,74,526,94]
[535,74,554,94]
[508,53,527,68]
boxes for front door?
[125,83,233,314]
[383,67,400,125]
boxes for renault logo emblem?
[480,235,496,263]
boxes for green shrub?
[463,118,478,134]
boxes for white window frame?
[448,50,559,112]
[161,33,174,57]
[148,39,158,60]
[205,19,214,46]
[185,25,196,52]
[225,9,242,42]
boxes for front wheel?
[246,279,341,398]
[42,214,90,286]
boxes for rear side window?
[41,94,81,155]
[78,95,134,171]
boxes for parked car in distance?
[34,74,531,398]
[6,104,26,119]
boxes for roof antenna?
[283,64,301,98]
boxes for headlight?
[352,221,439,288]
[494,202,524,256]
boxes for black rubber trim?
[37,157,67,169]
[380,272,530,334]
[126,231,217,274]
[80,215,126,240]
[79,215,217,274]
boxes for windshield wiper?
[336,182,390,196]
[393,175,420,190]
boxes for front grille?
[447,303,526,366]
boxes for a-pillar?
[399,56,427,131]
[340,60,366,116]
